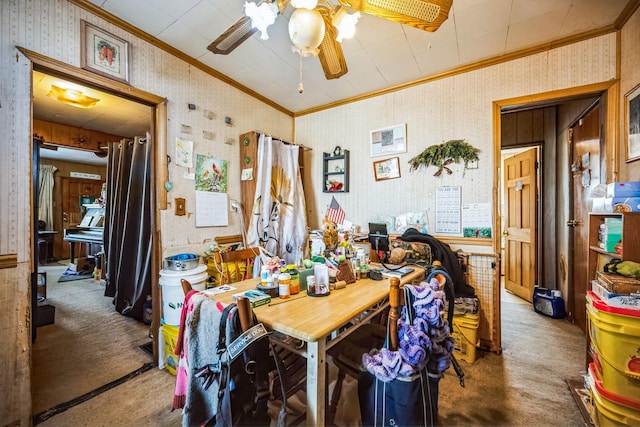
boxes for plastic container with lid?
[278,272,291,299]
[285,264,300,294]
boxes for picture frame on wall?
[81,20,130,84]
[370,123,406,157]
[625,82,640,162]
[373,157,401,181]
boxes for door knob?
[566,219,581,227]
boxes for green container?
[285,264,300,294]
[298,268,314,291]
[603,218,622,253]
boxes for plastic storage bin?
[588,363,640,427]
[586,291,640,398]
[159,264,208,325]
[158,324,180,376]
[451,312,480,363]
[533,287,566,318]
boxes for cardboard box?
[610,197,640,213]
[596,271,640,295]
[232,290,271,308]
[71,257,95,273]
[607,182,640,198]
[36,302,55,327]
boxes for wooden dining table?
[207,265,425,426]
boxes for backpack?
[183,299,287,427]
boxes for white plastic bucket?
[159,264,208,326]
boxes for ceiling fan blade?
[207,16,257,55]
[317,8,348,80]
[337,0,452,32]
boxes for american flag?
[326,196,345,224]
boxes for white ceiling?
[82,0,633,114]
[37,0,635,164]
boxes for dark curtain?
[104,135,153,320]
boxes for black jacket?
[398,229,476,297]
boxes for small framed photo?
[624,83,640,162]
[373,157,401,181]
[81,20,130,84]
[370,123,406,157]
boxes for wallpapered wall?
[0,0,292,423]
[620,7,640,181]
[295,34,619,232]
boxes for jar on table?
[285,264,300,294]
[278,272,291,299]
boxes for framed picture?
[625,83,640,162]
[370,123,406,157]
[81,20,130,84]
[373,157,401,181]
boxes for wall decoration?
[462,203,492,238]
[195,154,228,193]
[80,20,129,84]
[408,139,480,176]
[370,123,406,157]
[195,191,229,226]
[624,83,640,162]
[175,138,193,168]
[373,157,401,181]
[435,186,461,234]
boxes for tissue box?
[607,182,640,197]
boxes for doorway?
[23,50,167,419]
[493,81,618,352]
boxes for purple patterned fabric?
[362,277,454,382]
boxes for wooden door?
[504,148,538,302]
[570,104,600,333]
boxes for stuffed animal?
[323,218,339,252]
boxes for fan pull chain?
[298,55,304,94]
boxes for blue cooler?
[533,287,566,319]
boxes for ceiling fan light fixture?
[244,1,278,40]
[290,0,318,9]
[47,84,100,109]
[289,7,326,56]
[332,7,360,42]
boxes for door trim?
[492,79,620,351]
[19,47,167,361]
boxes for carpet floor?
[32,265,159,418]
[32,268,588,426]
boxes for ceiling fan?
[208,0,452,81]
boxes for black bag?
[358,368,439,427]
[358,283,447,427]
[192,303,287,427]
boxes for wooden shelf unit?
[323,149,349,193]
[587,212,640,283]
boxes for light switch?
[175,198,186,216]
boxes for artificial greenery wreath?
[408,139,480,176]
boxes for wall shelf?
[323,148,349,193]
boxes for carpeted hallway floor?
[32,264,588,426]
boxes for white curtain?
[38,164,57,230]
[247,134,308,264]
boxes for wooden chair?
[213,247,261,285]
[326,277,402,426]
